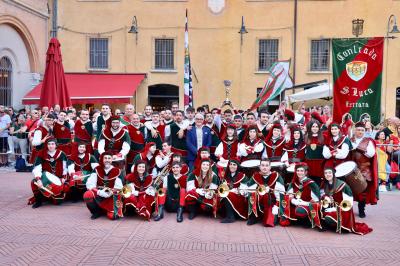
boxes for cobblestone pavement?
[0,172,399,265]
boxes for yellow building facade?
[52,0,400,117]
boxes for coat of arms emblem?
[346,61,367,82]
[208,0,225,14]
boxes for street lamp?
[387,14,400,39]
[128,16,138,43]
[352,19,364,38]
[238,16,248,46]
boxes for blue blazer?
[186,126,212,161]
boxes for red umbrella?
[39,38,72,109]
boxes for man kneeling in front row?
[30,138,68,208]
[83,152,123,220]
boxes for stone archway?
[0,15,40,73]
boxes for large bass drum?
[335,161,367,195]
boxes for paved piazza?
[0,170,399,265]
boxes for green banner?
[332,37,384,125]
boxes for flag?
[184,9,193,109]
[332,37,384,125]
[249,60,293,111]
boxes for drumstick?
[73,174,91,181]
[34,181,54,196]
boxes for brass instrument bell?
[217,183,230,198]
[339,200,352,212]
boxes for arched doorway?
[0,57,12,106]
[148,84,179,111]
[0,22,37,108]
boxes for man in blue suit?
[186,113,212,169]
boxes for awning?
[22,73,146,104]
[286,83,332,103]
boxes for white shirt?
[0,114,11,137]
[86,166,123,191]
[195,126,203,150]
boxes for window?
[310,39,330,71]
[258,39,279,71]
[0,57,12,106]
[89,38,108,70]
[155,39,175,70]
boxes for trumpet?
[238,185,272,196]
[257,185,268,196]
[338,200,352,212]
[217,183,230,198]
[321,196,332,208]
[157,187,165,197]
[152,165,170,188]
[120,185,132,198]
[321,198,352,212]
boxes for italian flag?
[332,37,384,125]
[249,60,293,111]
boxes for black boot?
[87,202,102,220]
[221,200,235,223]
[154,205,165,221]
[247,214,258,226]
[32,194,43,209]
[177,207,184,223]
[358,202,366,218]
[187,205,197,220]
[70,187,80,203]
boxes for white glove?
[145,187,156,196]
[196,188,205,196]
[205,191,213,199]
[97,189,111,198]
[231,188,238,194]
[291,198,300,206]
[297,199,309,206]
[132,190,139,197]
[272,205,279,215]
[324,207,336,213]
[240,190,249,197]
[220,157,228,163]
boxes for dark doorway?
[148,84,179,111]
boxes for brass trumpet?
[321,197,332,208]
[217,183,230,198]
[238,185,271,196]
[120,185,132,198]
[294,191,302,199]
[321,198,352,212]
[257,185,268,196]
[157,187,165,197]
[339,200,352,212]
[152,165,170,188]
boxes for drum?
[71,170,92,188]
[112,157,126,169]
[335,161,367,195]
[240,160,261,168]
[286,164,295,173]
[240,160,261,178]
[217,160,229,168]
[270,162,284,168]
[39,172,64,197]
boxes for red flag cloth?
[40,38,71,109]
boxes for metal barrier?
[0,135,32,167]
[1,140,400,176]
